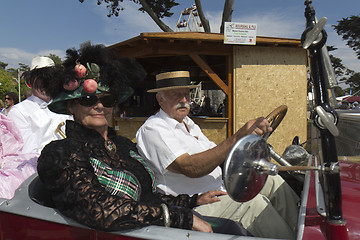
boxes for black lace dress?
[37,120,197,231]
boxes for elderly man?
[136,70,300,239]
[7,56,71,154]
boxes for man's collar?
[27,95,49,108]
[158,108,194,129]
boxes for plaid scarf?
[90,150,156,201]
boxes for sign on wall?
[224,22,257,45]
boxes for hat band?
[156,77,190,88]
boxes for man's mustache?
[175,102,190,109]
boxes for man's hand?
[197,190,227,206]
[192,215,213,233]
[241,117,272,136]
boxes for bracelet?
[160,203,171,227]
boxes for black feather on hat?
[48,44,146,114]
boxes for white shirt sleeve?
[136,119,188,174]
[136,111,225,195]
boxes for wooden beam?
[189,53,229,94]
[226,54,233,137]
[112,45,159,58]
[155,45,231,56]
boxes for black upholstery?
[28,176,55,208]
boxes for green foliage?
[0,65,32,102]
[345,72,360,93]
[327,18,360,93]
[18,63,30,72]
[0,61,8,70]
[329,54,346,80]
[48,54,62,66]
[333,86,345,97]
[333,15,360,59]
[79,0,178,19]
[0,68,18,100]
[0,52,63,102]
[137,0,179,18]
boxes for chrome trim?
[296,154,313,240]
[315,158,327,217]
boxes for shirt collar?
[27,94,49,109]
[158,108,194,129]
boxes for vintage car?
[1,1,359,239]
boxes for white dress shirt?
[136,109,224,196]
[7,95,72,154]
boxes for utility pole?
[16,69,24,102]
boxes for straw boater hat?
[147,70,200,93]
[48,44,146,114]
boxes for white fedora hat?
[30,56,55,71]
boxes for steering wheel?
[263,105,288,140]
[263,105,304,172]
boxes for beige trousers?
[194,175,300,239]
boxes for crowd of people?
[1,44,301,239]
[338,100,360,110]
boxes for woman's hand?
[192,215,213,233]
[197,190,227,206]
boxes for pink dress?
[0,114,38,199]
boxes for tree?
[194,0,210,32]
[0,53,63,101]
[328,46,348,81]
[333,86,345,97]
[0,68,17,100]
[0,61,8,70]
[327,46,359,95]
[220,0,234,33]
[48,53,62,66]
[345,72,360,94]
[78,0,235,32]
[333,15,360,59]
[331,16,360,93]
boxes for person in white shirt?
[7,56,71,154]
[136,70,300,239]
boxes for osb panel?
[113,117,227,145]
[192,118,228,145]
[113,117,147,143]
[234,46,308,154]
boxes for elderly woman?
[37,44,245,234]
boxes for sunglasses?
[77,95,116,108]
[5,98,11,100]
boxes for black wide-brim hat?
[47,44,145,114]
[147,71,200,93]
[48,83,133,114]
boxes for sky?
[1,0,359,77]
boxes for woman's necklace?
[105,139,117,153]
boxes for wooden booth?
[108,32,308,154]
